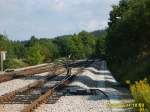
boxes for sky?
[0,0,119,40]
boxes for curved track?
[0,65,66,104]
[20,68,83,112]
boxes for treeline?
[106,0,150,110]
[106,0,150,83]
[0,30,106,69]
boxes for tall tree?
[106,0,150,82]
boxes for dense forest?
[106,0,150,82]
[106,0,150,110]
[0,30,106,69]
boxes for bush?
[130,79,150,112]
[4,58,28,69]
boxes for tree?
[0,29,106,68]
[39,39,59,62]
[95,36,106,57]
[106,0,150,82]
[26,44,44,65]
[78,31,96,57]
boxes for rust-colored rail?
[0,66,66,103]
[0,63,63,83]
[0,65,47,83]
[21,68,83,112]
[0,80,44,103]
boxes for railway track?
[21,68,83,112]
[0,60,94,112]
[0,65,66,104]
[0,57,79,83]
[0,60,91,99]
[0,63,58,83]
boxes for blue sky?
[0,0,119,40]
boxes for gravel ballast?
[0,60,134,112]
[35,60,133,112]
[0,72,49,96]
[35,62,111,112]
[35,96,110,112]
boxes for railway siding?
[34,60,134,112]
[0,72,49,97]
[0,66,65,95]
[21,68,83,112]
[0,60,134,112]
[0,63,54,83]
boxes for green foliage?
[38,39,59,62]
[95,32,107,57]
[54,36,75,57]
[53,31,104,59]
[106,0,150,82]
[0,29,106,68]
[78,31,96,57]
[130,79,150,112]
[4,58,28,69]
[0,34,19,61]
[26,43,44,65]
[92,30,107,39]
[12,41,26,59]
[71,35,85,59]
[0,34,9,51]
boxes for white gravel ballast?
[0,72,49,96]
[35,95,110,112]
[34,60,133,112]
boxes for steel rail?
[0,64,64,83]
[21,68,83,112]
[0,66,66,103]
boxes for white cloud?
[0,0,119,40]
[78,19,107,31]
[87,20,101,30]
[49,1,65,12]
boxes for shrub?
[4,58,28,69]
[130,79,150,112]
